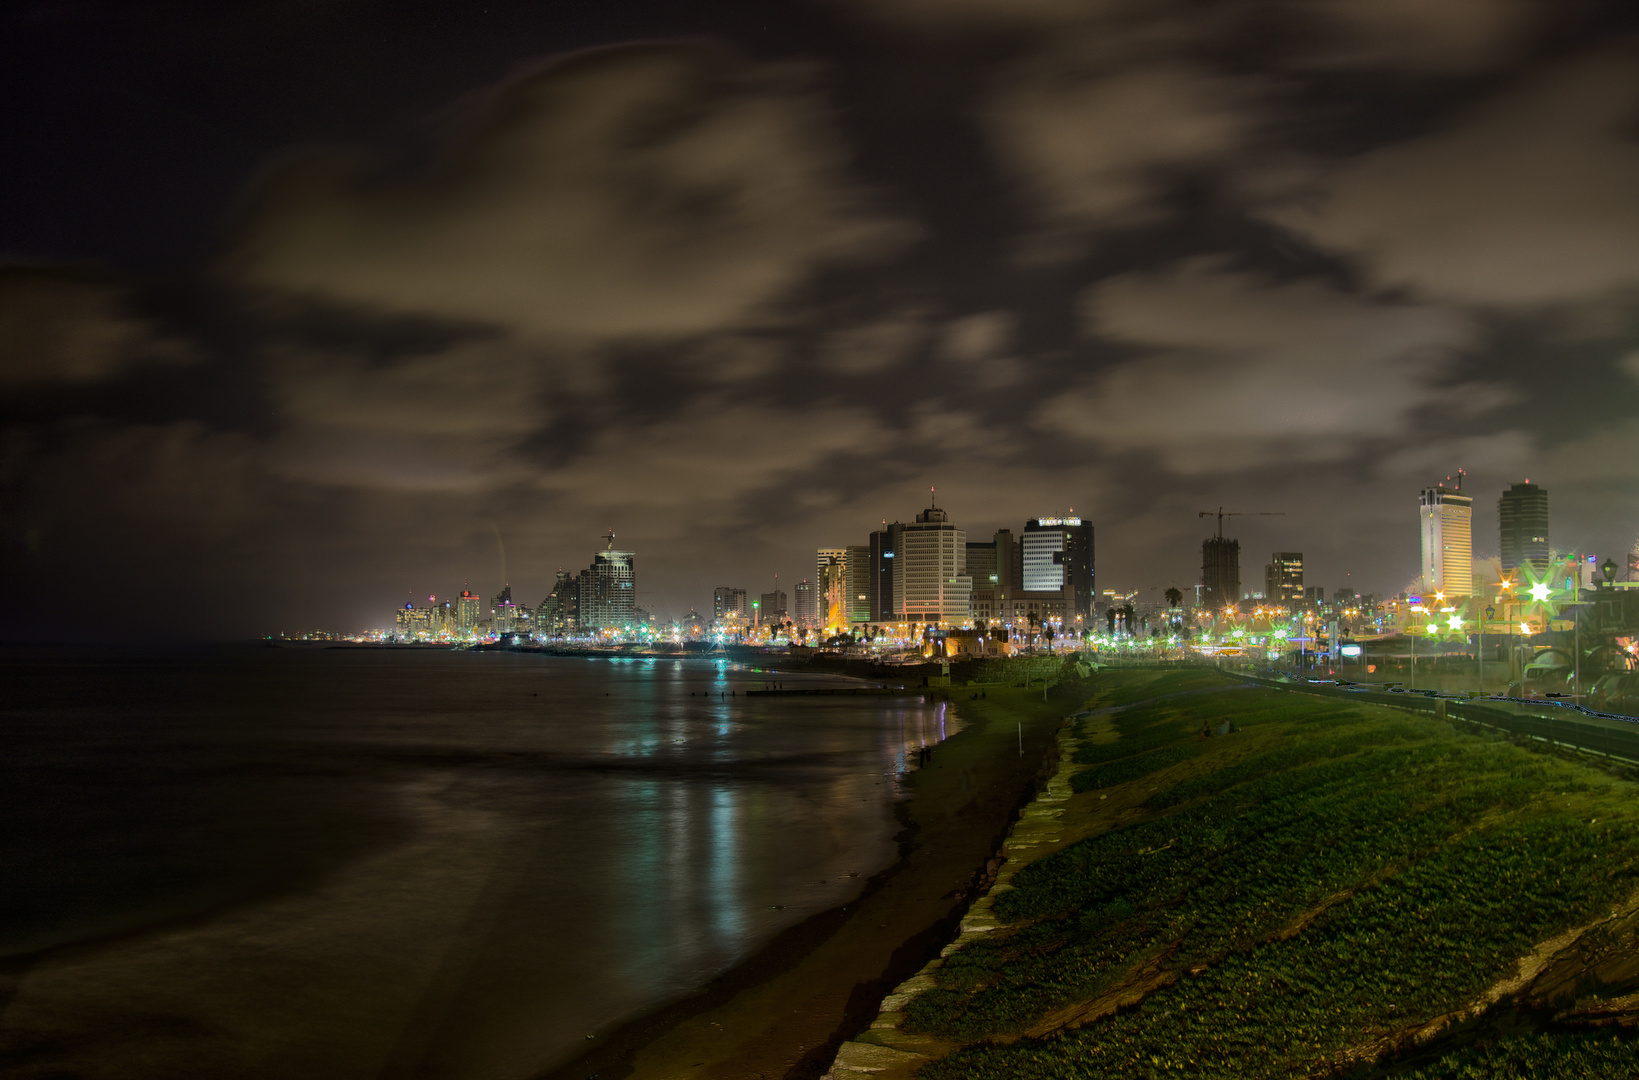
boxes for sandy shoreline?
[541,683,1075,1080]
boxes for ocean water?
[0,646,955,1079]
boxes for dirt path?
[540,685,1077,1080]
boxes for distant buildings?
[869,525,901,621]
[845,544,872,624]
[759,589,788,622]
[457,590,481,631]
[540,570,577,632]
[713,586,749,625]
[492,584,518,633]
[1499,481,1550,575]
[1419,472,1473,596]
[1023,517,1094,624]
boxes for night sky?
[4,0,1638,638]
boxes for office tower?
[712,586,748,624]
[577,535,636,630]
[869,525,901,621]
[818,549,847,627]
[893,501,972,621]
[1022,516,1095,624]
[457,590,481,631]
[845,544,872,624]
[1419,472,1473,596]
[1201,538,1241,611]
[1304,586,1326,606]
[794,580,817,628]
[759,590,788,621]
[1498,481,1550,574]
[1264,552,1303,607]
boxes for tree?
[1166,586,1183,608]
[1107,607,1117,634]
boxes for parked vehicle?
[1590,672,1639,715]
[1506,662,1572,699]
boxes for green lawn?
[905,669,1639,1078]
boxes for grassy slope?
[906,667,1639,1078]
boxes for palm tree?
[1165,586,1183,608]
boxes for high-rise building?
[539,570,577,633]
[1264,552,1303,608]
[712,586,748,623]
[577,535,635,631]
[457,590,481,632]
[980,529,1020,590]
[492,583,517,634]
[1420,473,1473,596]
[759,590,788,622]
[845,544,872,624]
[1022,517,1095,625]
[794,580,818,628]
[893,501,971,622]
[817,549,847,628]
[869,526,901,621]
[1201,538,1241,611]
[1498,481,1550,574]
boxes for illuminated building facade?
[1499,481,1550,574]
[818,549,847,627]
[577,542,635,631]
[845,544,872,624]
[1023,517,1094,623]
[1264,552,1303,608]
[1419,473,1473,596]
[713,586,748,624]
[492,583,517,633]
[893,502,971,621]
[539,570,577,633]
[794,580,817,628]
[457,590,481,631]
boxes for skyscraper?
[539,570,576,633]
[794,580,817,628]
[457,589,481,631]
[759,590,788,621]
[577,534,635,630]
[1419,473,1473,596]
[845,544,872,624]
[893,501,971,621]
[869,525,901,621]
[1022,517,1095,624]
[1264,552,1303,607]
[817,549,847,628]
[1201,538,1240,611]
[1498,481,1550,574]
[492,583,517,633]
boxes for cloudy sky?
[4,0,1638,638]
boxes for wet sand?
[543,684,1077,1080]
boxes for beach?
[544,678,1079,1080]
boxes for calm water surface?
[0,646,956,1079]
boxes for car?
[1506,662,1573,699]
[1589,672,1639,716]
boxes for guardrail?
[1231,667,1639,766]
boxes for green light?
[1425,622,1439,636]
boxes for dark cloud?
[4,8,1639,638]
[1267,48,1639,306]
[229,43,913,342]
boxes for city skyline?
[3,4,1638,640]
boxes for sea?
[0,645,956,1079]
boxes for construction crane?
[1198,507,1284,540]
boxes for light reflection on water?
[0,647,958,1080]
